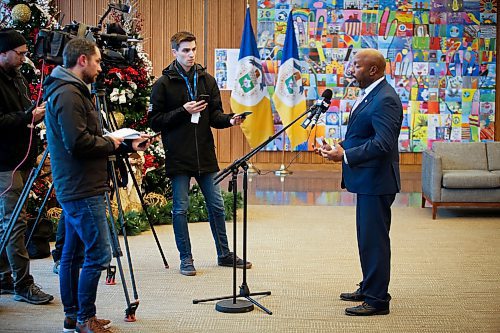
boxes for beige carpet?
[1,205,499,332]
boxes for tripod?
[0,149,49,258]
[192,106,314,315]
[94,88,169,269]
[94,87,172,320]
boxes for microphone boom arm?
[214,107,311,184]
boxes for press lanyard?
[176,66,198,101]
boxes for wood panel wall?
[56,0,499,172]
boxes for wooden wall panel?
[56,0,499,172]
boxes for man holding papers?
[44,38,150,333]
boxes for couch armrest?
[422,150,442,202]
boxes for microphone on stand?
[301,89,333,129]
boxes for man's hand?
[108,135,124,149]
[331,142,345,162]
[33,102,46,123]
[313,138,332,155]
[230,115,245,126]
[183,100,207,114]
[316,140,344,162]
[131,134,152,151]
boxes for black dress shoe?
[340,288,364,301]
[345,302,390,316]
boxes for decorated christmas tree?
[1,1,239,236]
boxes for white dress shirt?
[343,76,386,164]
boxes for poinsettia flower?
[126,89,134,99]
[110,88,127,104]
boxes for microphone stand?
[192,106,313,315]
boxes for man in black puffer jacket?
[0,28,53,305]
[44,38,150,333]
[150,31,251,276]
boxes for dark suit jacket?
[341,79,403,195]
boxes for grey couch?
[421,142,500,219]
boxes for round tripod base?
[215,299,254,313]
[274,164,293,176]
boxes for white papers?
[104,128,141,139]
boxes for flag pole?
[274,132,292,176]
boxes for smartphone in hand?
[196,94,210,103]
[138,132,161,147]
[236,111,252,118]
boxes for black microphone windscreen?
[322,89,333,100]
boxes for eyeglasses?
[11,49,29,57]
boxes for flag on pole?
[272,11,308,149]
[230,6,274,148]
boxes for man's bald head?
[350,49,387,88]
[356,49,386,75]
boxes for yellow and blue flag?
[230,7,274,148]
[272,11,308,149]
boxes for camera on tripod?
[34,2,141,67]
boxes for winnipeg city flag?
[272,11,308,149]
[230,7,274,148]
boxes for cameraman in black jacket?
[44,37,150,333]
[0,28,53,305]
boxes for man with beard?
[44,38,150,333]
[0,28,53,305]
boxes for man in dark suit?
[316,49,403,316]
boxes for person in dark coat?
[0,28,53,305]
[44,37,150,332]
[316,49,403,316]
[149,31,250,276]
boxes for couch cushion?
[441,188,500,202]
[432,142,487,170]
[486,142,500,171]
[442,170,500,189]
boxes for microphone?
[301,89,333,129]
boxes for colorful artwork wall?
[256,0,497,152]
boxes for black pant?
[0,170,34,291]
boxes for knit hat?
[0,29,27,53]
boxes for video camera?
[34,2,141,66]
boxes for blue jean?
[171,173,230,261]
[59,195,111,322]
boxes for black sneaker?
[13,283,54,305]
[0,279,15,295]
[218,252,252,269]
[180,258,196,276]
[64,317,77,333]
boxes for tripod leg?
[122,157,169,268]
[94,88,141,321]
[245,296,273,315]
[1,150,48,255]
[109,161,140,301]
[26,182,54,246]
[105,192,139,322]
